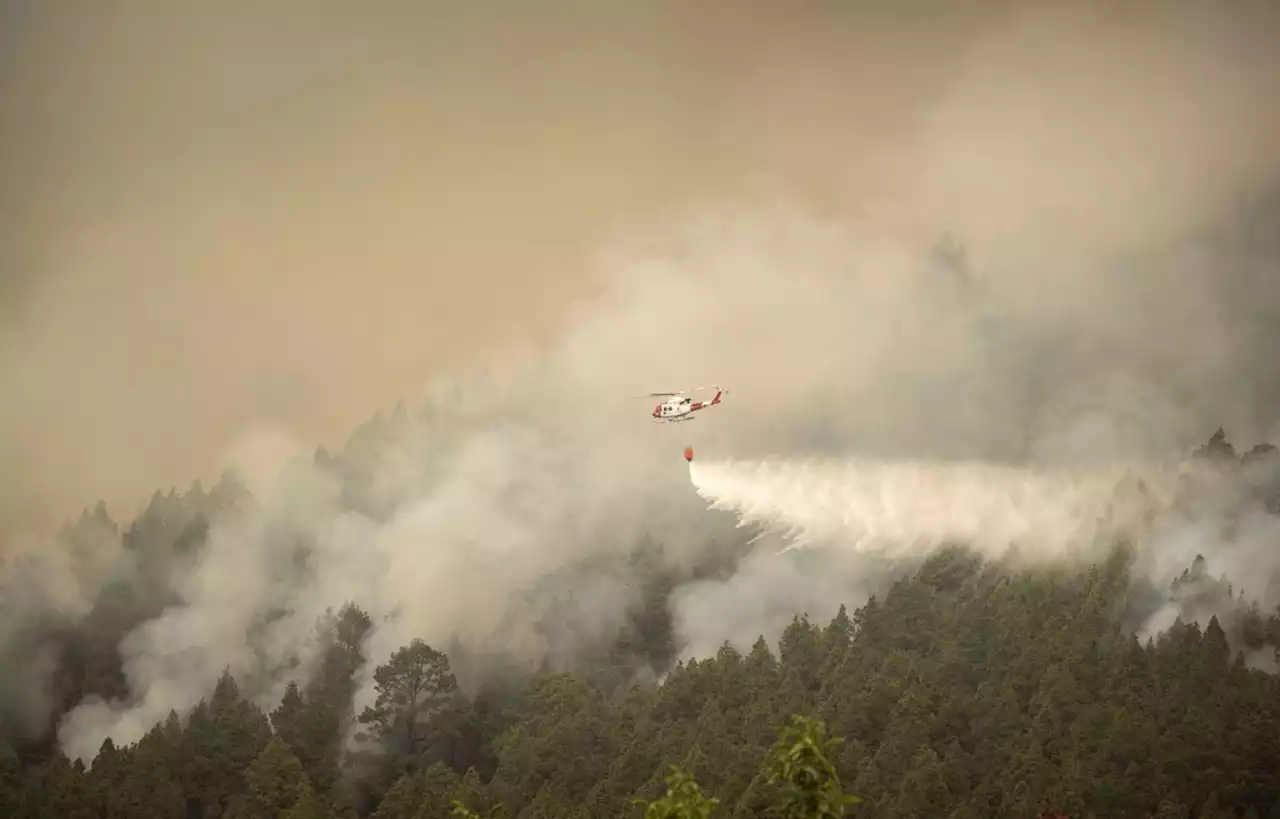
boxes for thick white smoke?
[55,429,631,761]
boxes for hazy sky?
[3,0,1279,539]
[0,2,991,535]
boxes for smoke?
[57,503,287,762]
[669,528,894,663]
[0,501,124,742]
[50,406,725,761]
[2,0,1280,760]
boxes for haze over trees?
[2,399,1280,818]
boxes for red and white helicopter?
[642,385,727,423]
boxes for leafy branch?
[633,765,721,819]
[765,715,862,819]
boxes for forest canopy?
[1,414,1279,818]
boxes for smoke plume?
[2,0,1280,760]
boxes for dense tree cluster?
[3,411,1280,818]
[5,539,1280,818]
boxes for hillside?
[2,411,1280,817]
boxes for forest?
[2,413,1280,819]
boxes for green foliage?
[14,535,1280,819]
[450,798,505,819]
[633,765,721,819]
[223,735,316,819]
[765,716,861,819]
[357,638,459,753]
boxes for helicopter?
[642,386,727,423]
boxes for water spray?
[682,446,1190,565]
